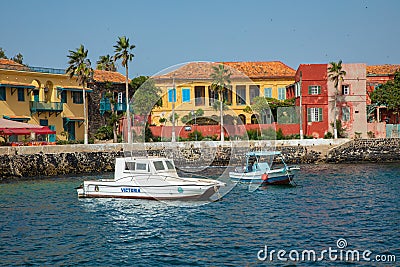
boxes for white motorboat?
[229,151,300,185]
[76,157,225,200]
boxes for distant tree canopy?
[130,76,162,116]
[0,48,7,59]
[96,55,116,71]
[0,47,25,64]
[370,71,400,122]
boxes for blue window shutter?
[182,88,190,102]
[0,87,6,101]
[18,88,25,101]
[168,88,176,103]
[264,88,272,98]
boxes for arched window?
[251,114,259,124]
[238,114,246,125]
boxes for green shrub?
[95,125,113,140]
[324,132,333,139]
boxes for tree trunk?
[220,90,224,142]
[333,85,338,139]
[125,65,131,144]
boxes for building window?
[308,85,321,95]
[194,86,205,106]
[61,90,67,103]
[72,91,83,104]
[342,85,350,95]
[17,88,25,102]
[342,107,350,121]
[168,88,176,103]
[223,87,232,105]
[278,87,286,100]
[264,87,272,98]
[236,85,246,105]
[0,87,6,101]
[307,107,323,122]
[182,88,190,103]
[249,85,260,104]
[208,86,218,106]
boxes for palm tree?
[114,36,135,144]
[66,44,93,144]
[96,55,117,71]
[210,64,231,142]
[328,60,346,139]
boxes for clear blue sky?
[1,0,399,77]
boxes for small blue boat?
[229,151,300,185]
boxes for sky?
[1,0,400,78]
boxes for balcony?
[30,101,63,116]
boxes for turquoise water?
[0,163,399,266]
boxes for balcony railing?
[0,64,66,74]
[30,101,63,114]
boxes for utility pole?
[299,71,303,139]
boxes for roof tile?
[93,69,127,83]
[366,64,400,75]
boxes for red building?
[287,64,329,138]
[366,64,400,124]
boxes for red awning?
[0,129,15,135]
[0,128,32,135]
[31,128,56,135]
[9,128,32,135]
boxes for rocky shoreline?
[0,138,399,181]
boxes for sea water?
[0,163,399,266]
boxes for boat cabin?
[244,151,286,173]
[115,157,178,178]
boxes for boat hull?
[77,179,223,200]
[229,168,298,185]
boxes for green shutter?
[308,86,312,94]
[307,108,311,122]
[318,108,323,121]
[317,86,321,94]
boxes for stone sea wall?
[0,139,398,180]
[327,138,400,163]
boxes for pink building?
[287,63,367,138]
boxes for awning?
[0,83,36,89]
[0,128,32,135]
[3,115,31,122]
[57,86,93,93]
[31,128,56,135]
[63,117,84,122]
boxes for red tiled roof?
[367,65,400,75]
[154,61,295,80]
[223,61,295,79]
[93,69,127,83]
[0,58,30,71]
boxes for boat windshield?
[153,161,165,171]
[165,160,175,170]
[125,162,135,171]
[136,163,148,171]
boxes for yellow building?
[152,61,295,125]
[0,59,90,141]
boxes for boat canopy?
[245,151,281,157]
